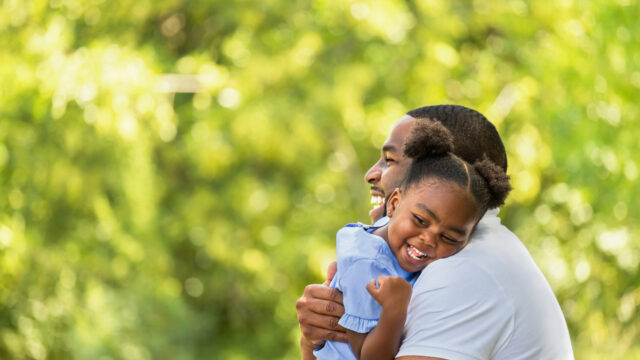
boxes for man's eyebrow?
[382,144,398,153]
[416,203,465,236]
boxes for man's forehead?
[383,115,416,151]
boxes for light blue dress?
[314,220,420,359]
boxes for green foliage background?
[0,0,638,359]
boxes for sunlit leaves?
[0,0,638,359]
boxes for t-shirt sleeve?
[396,259,514,360]
[335,258,391,334]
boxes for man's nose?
[365,162,382,184]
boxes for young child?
[312,119,512,360]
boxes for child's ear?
[386,188,402,218]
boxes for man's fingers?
[326,329,349,343]
[298,310,347,339]
[324,261,338,286]
[296,297,346,333]
[296,283,348,346]
[307,328,349,347]
[302,284,344,305]
[297,294,345,317]
[326,286,343,303]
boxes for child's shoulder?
[336,223,391,263]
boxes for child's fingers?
[365,279,378,296]
[377,275,390,287]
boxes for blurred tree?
[0,0,638,359]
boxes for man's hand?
[322,261,338,286]
[366,275,412,309]
[296,261,347,352]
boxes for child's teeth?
[413,246,427,256]
[408,245,427,260]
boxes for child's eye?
[442,235,459,245]
[412,214,426,226]
[385,157,395,165]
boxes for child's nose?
[419,230,437,247]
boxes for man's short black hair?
[406,105,508,172]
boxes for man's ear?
[386,188,402,218]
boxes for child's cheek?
[398,219,417,236]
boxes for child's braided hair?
[402,119,512,213]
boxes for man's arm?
[296,261,348,357]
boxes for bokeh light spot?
[261,226,282,246]
[433,42,459,67]
[242,248,268,273]
[0,225,13,248]
[624,161,638,180]
[596,228,629,253]
[534,204,551,224]
[350,3,371,20]
[327,151,350,172]
[613,201,628,220]
[249,190,270,212]
[315,183,335,204]
[218,87,241,108]
[575,260,591,282]
[184,277,204,297]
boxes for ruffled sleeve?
[335,258,392,334]
[339,313,379,334]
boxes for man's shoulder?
[473,209,518,240]
[413,219,531,302]
[419,217,541,296]
[401,255,517,360]
[403,212,573,360]
[417,255,507,297]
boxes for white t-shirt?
[396,209,574,360]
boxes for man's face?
[364,115,416,222]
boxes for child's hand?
[365,275,412,309]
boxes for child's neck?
[372,224,390,244]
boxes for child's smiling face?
[384,179,479,273]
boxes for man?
[296,105,573,359]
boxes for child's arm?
[347,275,412,360]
